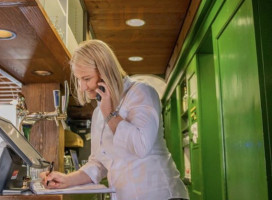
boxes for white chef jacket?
[80,77,189,200]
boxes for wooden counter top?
[0,195,62,200]
[0,194,104,200]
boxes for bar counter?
[0,195,62,200]
[0,193,106,200]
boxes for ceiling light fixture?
[128,56,143,62]
[126,19,145,27]
[0,29,16,40]
[32,70,52,76]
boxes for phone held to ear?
[96,85,105,101]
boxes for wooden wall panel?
[22,83,64,172]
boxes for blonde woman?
[41,40,189,200]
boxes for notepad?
[2,188,30,195]
[30,181,115,194]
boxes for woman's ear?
[99,75,104,82]
[98,72,103,82]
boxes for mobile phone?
[96,85,105,101]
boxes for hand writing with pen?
[46,161,54,186]
[40,161,69,189]
[39,161,92,189]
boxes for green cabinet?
[162,0,271,199]
[197,53,223,200]
[212,0,268,199]
[186,57,203,200]
[163,95,183,174]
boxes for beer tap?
[17,81,70,133]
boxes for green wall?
[197,53,223,200]
[213,0,268,199]
[252,1,272,198]
[163,93,183,174]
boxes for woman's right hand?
[96,81,113,118]
[40,171,71,189]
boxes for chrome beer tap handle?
[17,81,70,132]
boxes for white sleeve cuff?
[79,164,105,184]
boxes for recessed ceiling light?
[128,56,143,62]
[126,19,145,27]
[32,70,52,76]
[0,29,16,40]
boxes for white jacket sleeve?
[79,153,107,184]
[113,83,160,158]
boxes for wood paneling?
[67,95,95,120]
[84,0,191,75]
[165,0,202,80]
[0,0,71,84]
[22,83,64,171]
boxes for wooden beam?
[165,0,202,81]
[20,1,71,84]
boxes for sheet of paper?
[30,181,115,194]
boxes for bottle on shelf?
[182,86,188,112]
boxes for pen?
[46,161,54,186]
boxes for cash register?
[0,117,49,194]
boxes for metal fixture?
[17,81,69,131]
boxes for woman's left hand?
[96,82,113,118]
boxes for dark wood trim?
[165,0,202,81]
[19,1,71,83]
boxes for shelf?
[67,25,78,54]
[182,125,189,133]
[181,110,188,119]
[182,177,191,185]
[37,0,83,54]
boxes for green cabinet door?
[187,57,203,200]
[213,0,268,199]
[163,95,183,174]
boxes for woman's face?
[73,64,101,99]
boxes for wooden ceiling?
[0,0,71,104]
[84,0,191,75]
[0,1,71,84]
[0,0,201,118]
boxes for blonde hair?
[70,40,127,110]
